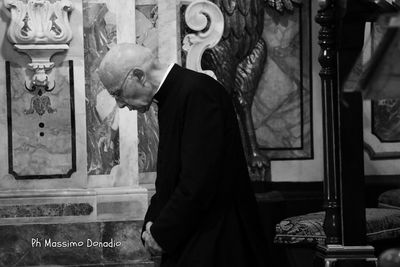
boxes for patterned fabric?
[367,208,400,242]
[274,208,400,245]
[274,212,326,245]
[379,189,400,210]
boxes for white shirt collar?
[155,63,175,94]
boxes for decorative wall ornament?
[4,0,73,44]
[24,77,57,116]
[182,0,223,79]
[3,0,73,115]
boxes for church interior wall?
[0,0,399,266]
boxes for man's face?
[109,68,153,113]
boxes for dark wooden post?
[337,0,368,247]
[314,0,377,265]
[315,0,341,245]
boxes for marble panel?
[370,23,400,143]
[0,191,97,225]
[252,4,312,159]
[0,203,93,218]
[7,61,76,178]
[83,0,120,175]
[0,221,151,266]
[136,4,159,174]
[343,22,400,174]
[135,0,185,178]
[181,1,312,160]
[137,105,159,174]
[372,99,400,142]
[0,188,148,225]
[0,0,88,189]
[346,22,400,158]
[157,0,180,65]
[101,221,148,261]
[93,0,141,188]
[96,187,148,221]
[136,5,159,55]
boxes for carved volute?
[183,0,224,79]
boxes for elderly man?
[98,43,268,267]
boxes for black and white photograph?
[0,0,399,266]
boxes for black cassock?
[142,64,268,267]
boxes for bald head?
[98,43,155,92]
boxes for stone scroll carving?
[183,0,224,79]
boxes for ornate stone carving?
[14,44,66,94]
[4,0,73,44]
[182,0,224,79]
[3,0,73,115]
[24,81,57,116]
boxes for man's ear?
[132,68,146,84]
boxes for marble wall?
[135,0,180,184]
[135,0,322,182]
[370,22,400,143]
[0,0,317,184]
[253,2,312,160]
[0,0,147,223]
[83,0,120,175]
[372,99,400,142]
[0,0,88,189]
[136,2,159,176]
[0,2,322,242]
[7,61,75,178]
[83,0,141,188]
[0,221,153,266]
[365,21,400,174]
[344,20,400,175]
[0,1,150,265]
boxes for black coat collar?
[153,64,182,105]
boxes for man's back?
[145,65,268,266]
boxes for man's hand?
[142,222,163,256]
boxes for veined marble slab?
[372,99,400,142]
[0,0,87,188]
[7,61,75,178]
[0,203,93,218]
[252,4,312,159]
[0,221,152,266]
[0,187,147,225]
[370,23,400,143]
[136,4,159,174]
[83,0,120,175]
[346,22,400,155]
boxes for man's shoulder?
[179,68,225,95]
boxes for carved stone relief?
[4,0,74,109]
